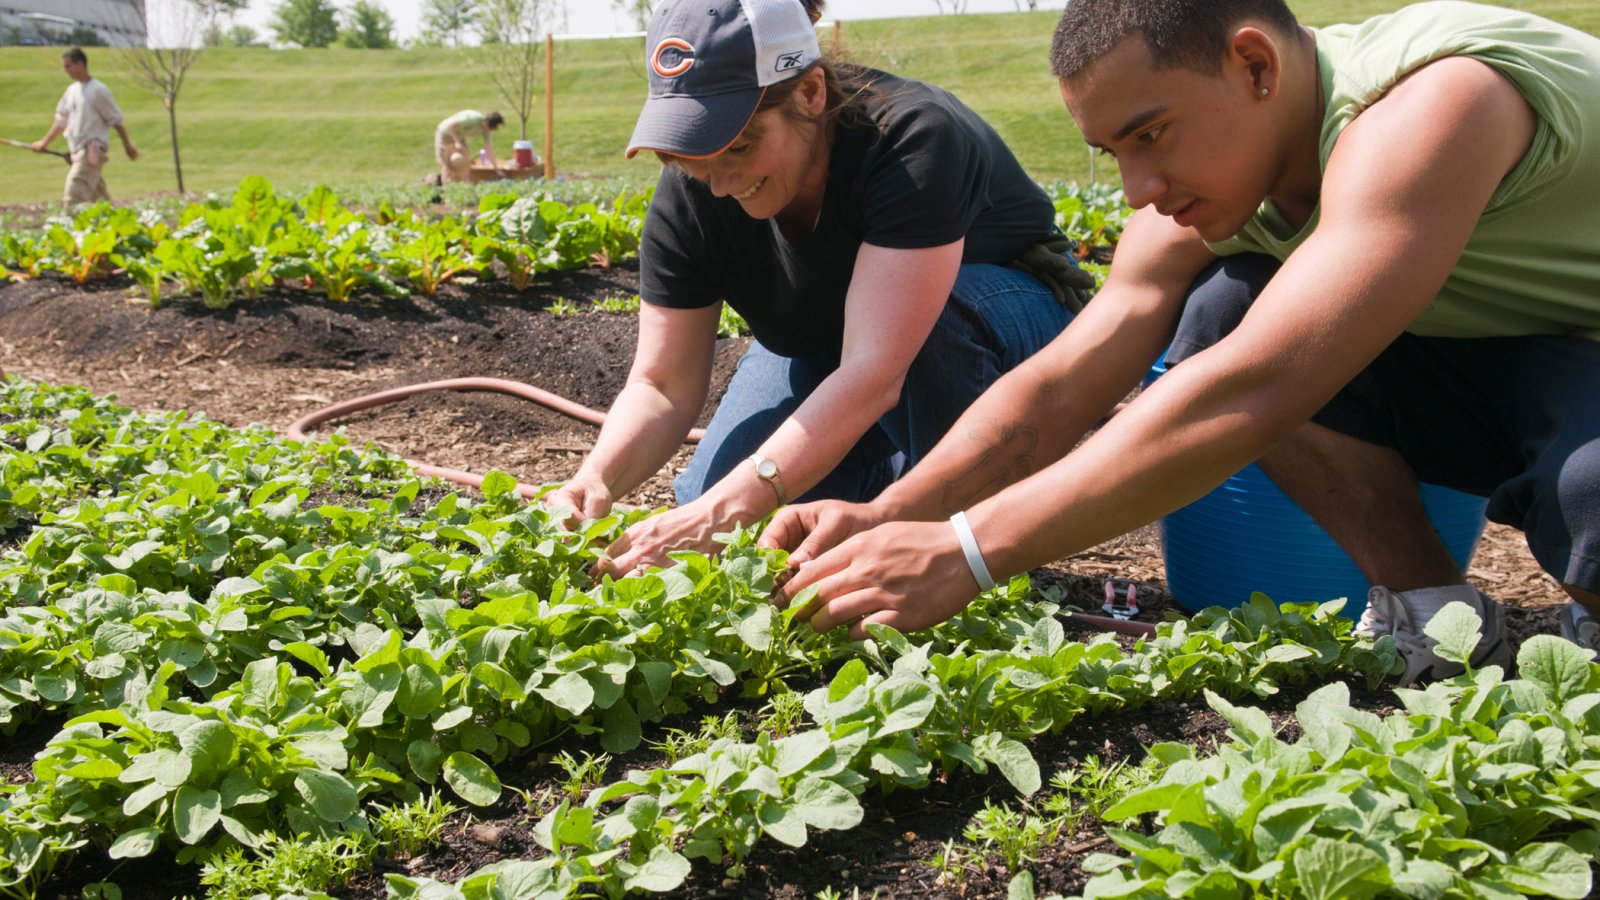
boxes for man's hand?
[124,144,138,161]
[30,140,46,153]
[778,519,979,640]
[757,499,890,566]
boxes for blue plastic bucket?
[1146,362,1488,619]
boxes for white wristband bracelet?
[949,510,996,592]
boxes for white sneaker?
[1559,602,1600,659]
[1357,585,1512,686]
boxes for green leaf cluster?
[0,178,653,308]
[1062,633,1600,900]
[9,377,1588,900]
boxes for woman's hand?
[758,499,890,566]
[544,476,613,525]
[777,519,979,639]
[592,498,740,578]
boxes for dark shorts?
[1166,253,1600,592]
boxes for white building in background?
[0,0,147,47]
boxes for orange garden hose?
[286,377,705,500]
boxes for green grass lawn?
[1,1,1595,207]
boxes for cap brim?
[625,86,764,159]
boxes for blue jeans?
[675,262,1075,504]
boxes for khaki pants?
[434,130,471,183]
[64,143,110,205]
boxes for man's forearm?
[114,124,132,146]
[871,350,1108,522]
[872,272,1190,522]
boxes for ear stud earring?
[1259,87,1270,96]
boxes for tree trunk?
[166,99,185,194]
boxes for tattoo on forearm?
[939,418,1038,514]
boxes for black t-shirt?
[639,70,1055,358]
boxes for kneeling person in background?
[435,109,504,183]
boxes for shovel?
[1,138,70,164]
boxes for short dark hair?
[1050,0,1299,80]
[63,47,89,65]
[485,111,505,129]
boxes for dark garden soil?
[0,267,1582,899]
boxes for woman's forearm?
[571,379,705,499]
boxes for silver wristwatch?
[749,453,788,505]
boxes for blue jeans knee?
[675,261,1075,505]
[1165,253,1279,366]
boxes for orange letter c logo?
[652,38,696,77]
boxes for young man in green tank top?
[758,1,1600,685]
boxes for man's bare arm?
[872,209,1217,521]
[114,124,137,159]
[32,123,64,152]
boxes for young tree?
[195,0,251,16]
[475,0,562,141]
[226,23,267,46]
[930,0,970,12]
[119,0,216,193]
[271,0,340,47]
[198,0,255,46]
[420,0,477,47]
[339,0,397,48]
[611,0,655,31]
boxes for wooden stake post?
[543,32,556,179]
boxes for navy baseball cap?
[626,0,822,159]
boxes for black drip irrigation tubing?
[288,379,1158,637]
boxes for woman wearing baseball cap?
[548,0,1090,574]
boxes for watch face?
[756,458,778,478]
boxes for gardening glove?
[1013,235,1097,313]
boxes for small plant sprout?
[758,690,807,737]
[961,799,1057,873]
[920,837,977,886]
[591,292,641,314]
[1063,755,1163,827]
[512,784,559,819]
[371,793,461,860]
[815,888,875,900]
[198,833,376,900]
[647,711,746,765]
[550,751,612,802]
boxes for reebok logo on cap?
[652,38,696,78]
[776,50,804,72]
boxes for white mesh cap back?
[742,0,822,88]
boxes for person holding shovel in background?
[434,109,505,183]
[760,0,1600,685]
[31,47,138,207]
[545,0,1092,575]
